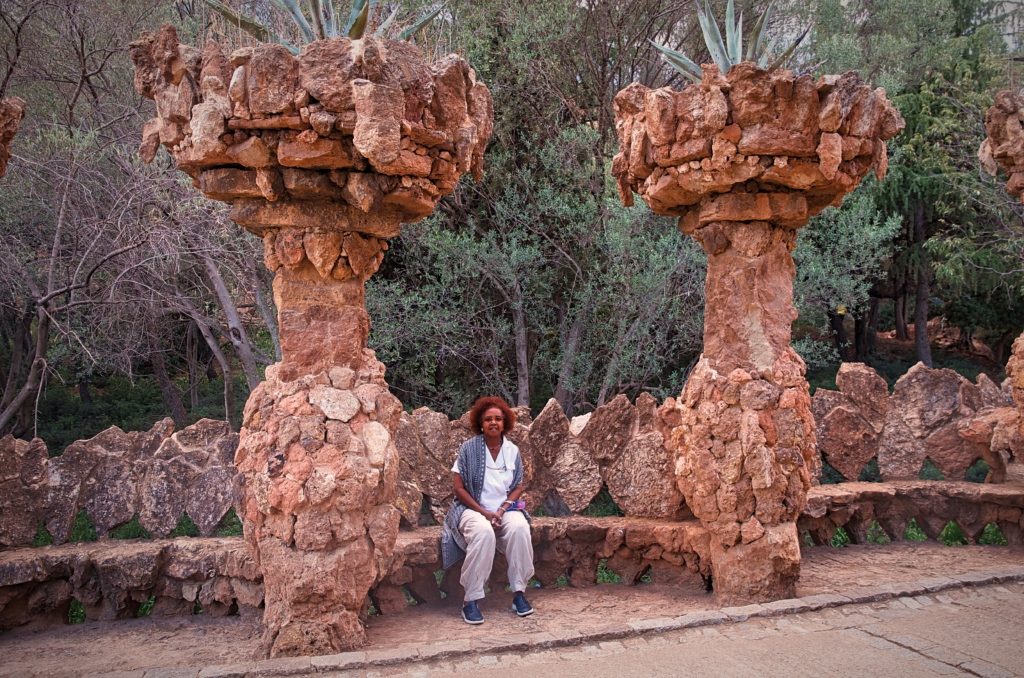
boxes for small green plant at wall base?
[137,596,155,616]
[69,600,86,624]
[867,520,891,544]
[830,526,851,547]
[904,518,928,541]
[979,523,1007,546]
[649,0,810,82]
[202,0,443,54]
[597,559,622,583]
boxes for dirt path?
[1,542,1022,677]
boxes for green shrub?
[69,510,98,542]
[170,514,201,538]
[214,507,244,537]
[33,521,54,547]
[110,515,151,540]
[583,488,624,517]
[919,459,945,481]
[939,521,968,546]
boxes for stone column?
[129,25,492,655]
[233,220,405,656]
[670,218,813,602]
[611,64,904,603]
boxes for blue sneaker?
[512,592,534,617]
[462,600,484,625]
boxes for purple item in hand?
[506,500,526,512]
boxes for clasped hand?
[483,509,504,528]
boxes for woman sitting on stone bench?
[441,396,535,625]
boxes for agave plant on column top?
[129,5,491,655]
[613,0,904,603]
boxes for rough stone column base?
[709,522,802,603]
[669,219,817,604]
[236,256,402,657]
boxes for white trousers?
[458,509,534,602]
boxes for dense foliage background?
[2,0,1023,453]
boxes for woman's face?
[482,407,504,438]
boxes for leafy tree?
[794,192,901,360]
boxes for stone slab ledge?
[97,564,1024,678]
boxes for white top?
[452,437,519,513]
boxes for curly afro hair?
[468,396,516,435]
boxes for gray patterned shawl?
[441,434,526,570]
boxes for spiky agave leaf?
[399,4,443,41]
[648,39,702,83]
[322,0,336,37]
[694,0,730,72]
[269,0,315,43]
[746,0,776,62]
[348,0,370,38]
[767,24,810,72]
[373,5,401,38]
[309,0,326,39]
[696,1,729,71]
[345,0,366,36]
[734,11,743,64]
[202,0,300,53]
[758,36,776,67]
[725,0,737,63]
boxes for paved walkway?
[390,584,1024,677]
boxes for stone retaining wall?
[0,537,260,631]
[7,479,1024,632]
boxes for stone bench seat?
[375,516,712,614]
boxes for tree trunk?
[0,307,50,434]
[0,309,30,412]
[953,327,974,353]
[192,317,235,429]
[894,288,910,340]
[200,253,262,390]
[828,311,849,359]
[853,311,869,362]
[596,315,644,407]
[994,327,1017,365]
[553,309,586,417]
[78,375,92,405]
[913,205,933,367]
[148,331,188,425]
[867,296,880,355]
[247,256,281,361]
[186,321,199,409]
[511,286,530,408]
